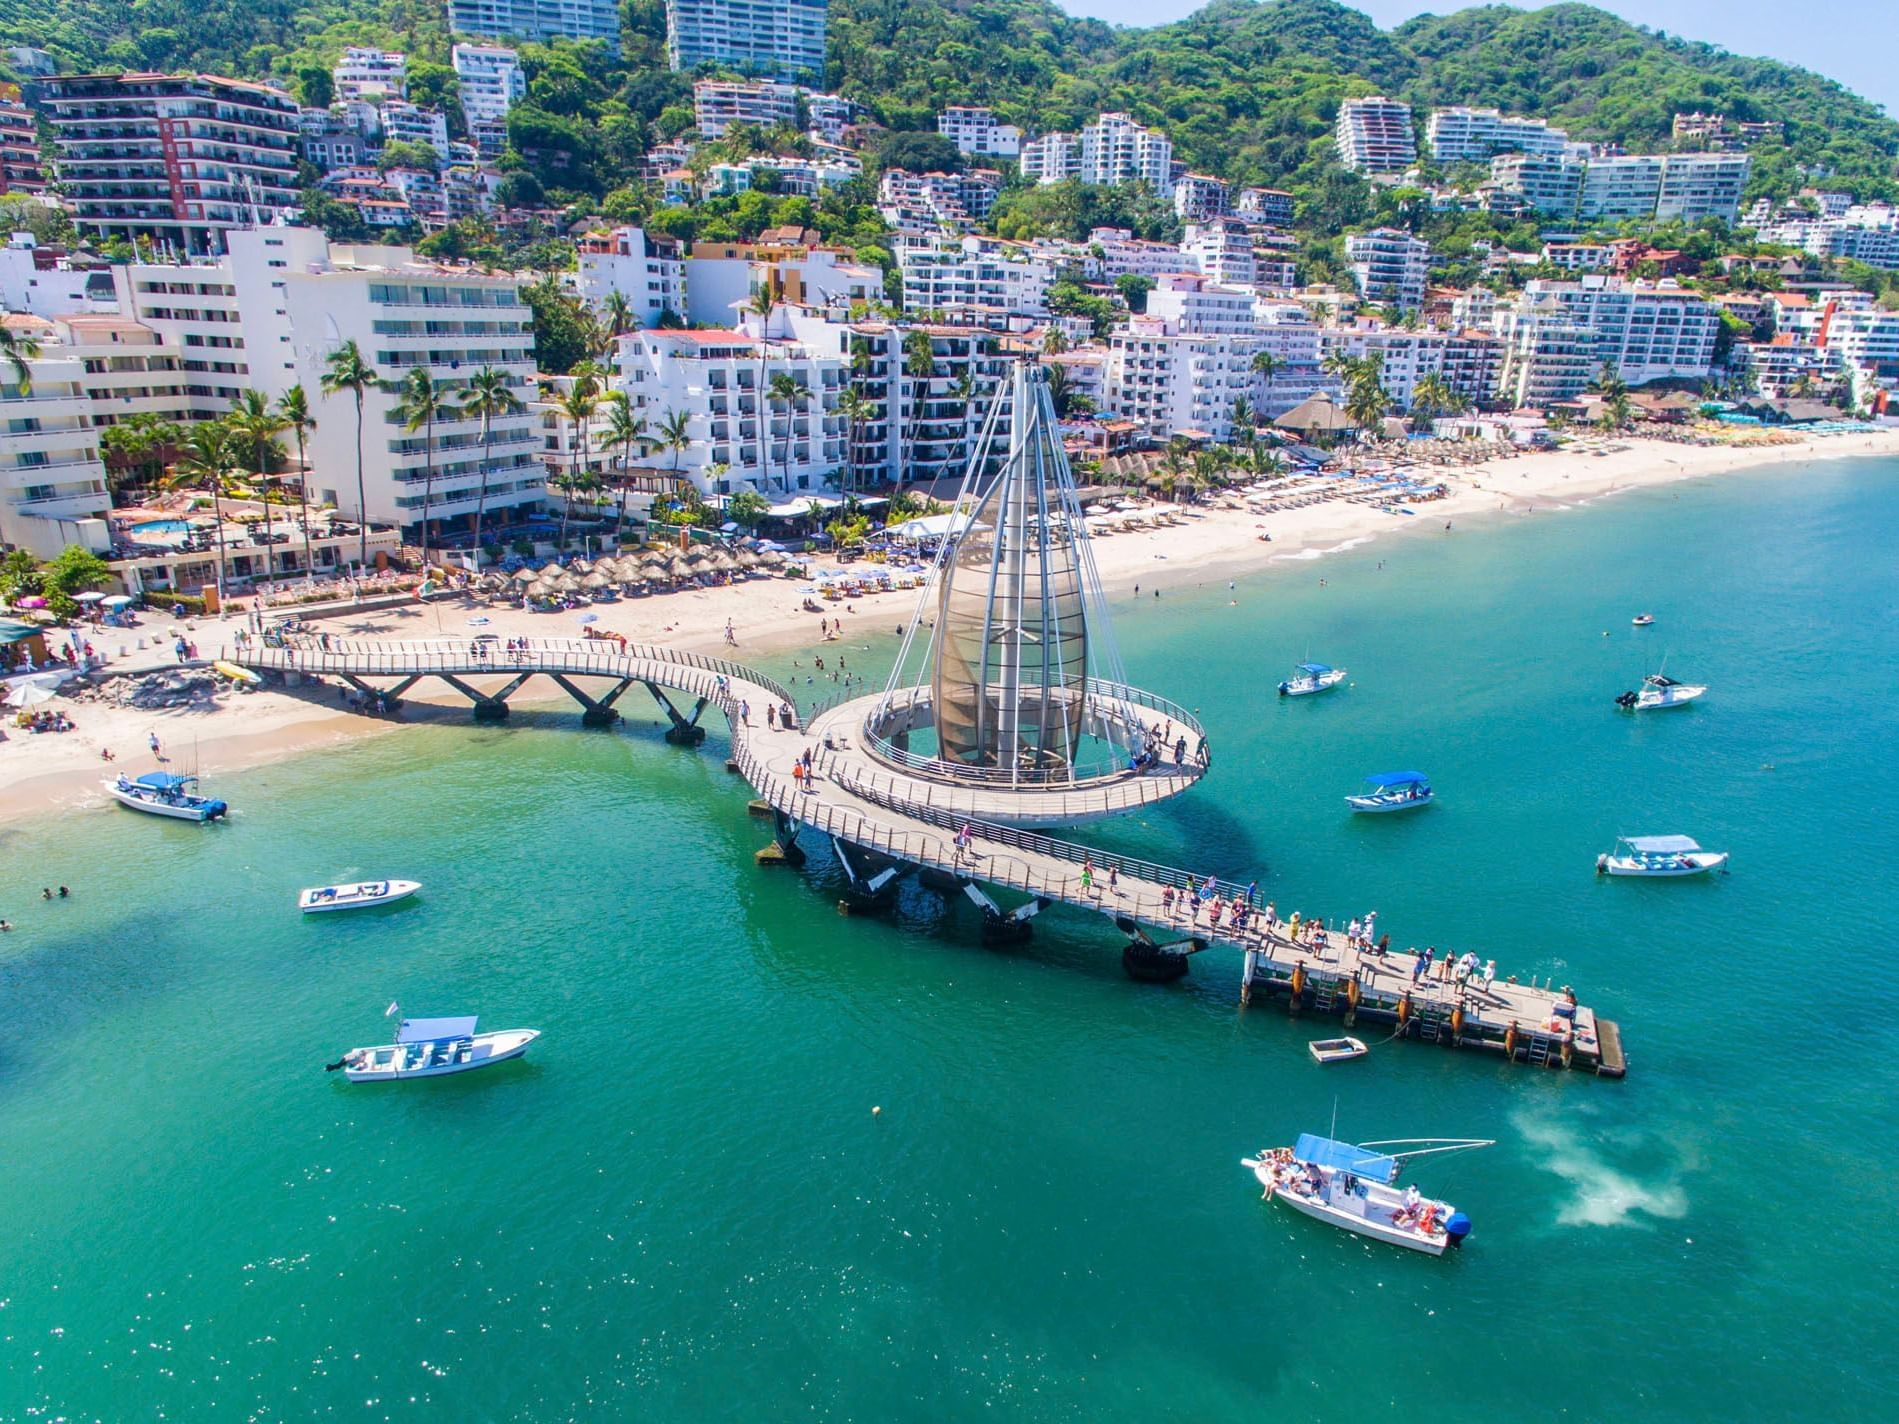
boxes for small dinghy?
[1308,1036,1368,1064]
[1241,1134,1491,1256]
[328,1008,538,1082]
[1632,613,1655,627]
[1596,835,1729,877]
[1278,661,1347,697]
[299,879,422,913]
[1345,771,1432,813]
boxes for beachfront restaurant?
[0,616,50,673]
[107,507,402,602]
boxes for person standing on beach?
[148,731,162,761]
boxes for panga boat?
[104,771,228,822]
[1241,1134,1492,1255]
[1596,834,1730,877]
[328,1012,539,1082]
[1278,662,1347,697]
[1632,613,1655,627]
[1308,1036,1368,1064]
[299,879,422,913]
[1615,672,1706,710]
[1345,771,1433,813]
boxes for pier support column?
[550,673,623,728]
[756,808,806,867]
[961,881,1044,945]
[439,672,529,722]
[646,683,709,745]
[832,836,910,913]
[1114,915,1201,983]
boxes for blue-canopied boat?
[1278,662,1347,697]
[103,771,228,822]
[1241,1134,1492,1255]
[330,1012,539,1082]
[1345,771,1433,813]
[1596,835,1730,878]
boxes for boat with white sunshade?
[1241,1134,1492,1255]
[1596,835,1729,877]
[298,880,422,913]
[327,1007,539,1082]
[103,771,228,822]
[1278,662,1347,697]
[1615,671,1706,711]
[1345,771,1433,813]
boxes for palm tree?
[767,371,809,493]
[836,385,874,497]
[901,329,936,485]
[393,367,454,571]
[320,340,379,569]
[460,366,525,559]
[747,286,778,491]
[1249,349,1282,407]
[601,289,635,339]
[1,323,42,392]
[1045,361,1077,418]
[227,389,289,593]
[167,422,239,605]
[276,386,317,581]
[553,380,602,545]
[1230,395,1255,444]
[656,406,692,500]
[600,392,648,544]
[1042,326,1068,355]
[1408,372,1466,431]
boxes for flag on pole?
[385,1001,400,1018]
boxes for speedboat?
[1596,835,1729,877]
[1278,662,1347,697]
[1615,672,1706,710]
[1632,613,1655,627]
[328,1012,539,1082]
[299,880,422,913]
[1346,771,1433,813]
[1308,1037,1368,1064]
[1241,1134,1491,1256]
[104,771,228,822]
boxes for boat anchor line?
[222,638,1625,1079]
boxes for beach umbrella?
[15,596,47,609]
[7,680,59,708]
[74,591,106,604]
[582,570,613,589]
[735,549,762,568]
[102,594,135,608]
[511,567,538,584]
[568,558,593,574]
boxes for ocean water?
[3,458,1896,1420]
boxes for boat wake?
[1513,1111,1688,1228]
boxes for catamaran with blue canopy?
[1241,1133,1492,1255]
[329,1006,540,1082]
[1345,771,1433,813]
[1278,661,1348,697]
[103,770,228,822]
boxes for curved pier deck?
[223,636,1624,1078]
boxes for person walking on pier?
[1107,864,1119,895]
[1080,859,1095,896]
[767,704,777,731]
[740,699,751,726]
[1162,885,1176,917]
[1262,901,1275,935]
[1413,947,1433,984]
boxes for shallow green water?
[4,459,1896,1420]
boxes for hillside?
[3,0,1895,201]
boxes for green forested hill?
[3,0,1894,201]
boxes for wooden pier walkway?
[224,637,1624,1078]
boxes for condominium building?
[452,44,525,128]
[1086,227,1186,281]
[879,168,1003,231]
[1173,174,1229,223]
[0,92,45,196]
[897,237,1058,319]
[1180,220,1257,290]
[1019,131,1080,185]
[575,226,687,328]
[380,101,450,159]
[692,79,799,138]
[937,106,1021,159]
[1492,304,1600,407]
[1235,187,1295,227]
[664,0,826,82]
[0,320,112,558]
[1345,228,1430,314]
[449,0,622,52]
[1319,326,1502,410]
[1144,273,1257,336]
[286,245,541,540]
[1653,152,1751,224]
[1335,97,1416,174]
[1104,319,1263,442]
[0,237,116,317]
[1427,107,1571,163]
[1077,113,1173,194]
[38,73,302,254]
[333,48,406,103]
[1488,152,1586,218]
[1495,275,1719,396]
[300,108,370,172]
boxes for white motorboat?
[1632,613,1655,627]
[1596,835,1729,877]
[1241,1134,1491,1256]
[299,879,422,913]
[328,1012,539,1082]
[1345,771,1433,813]
[1278,661,1347,697]
[104,771,228,822]
[1615,672,1706,710]
[1308,1037,1368,1064]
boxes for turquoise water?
[130,518,191,537]
[4,459,1897,1419]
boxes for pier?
[224,634,1625,1078]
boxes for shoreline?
[4,429,1895,827]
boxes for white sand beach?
[5,426,1896,825]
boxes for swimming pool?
[130,519,190,537]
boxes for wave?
[1513,1110,1689,1228]
[1270,536,1378,563]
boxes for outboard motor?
[205,799,229,821]
[1444,1211,1472,1248]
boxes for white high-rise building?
[453,44,525,128]
[1427,107,1571,163]
[1654,152,1751,224]
[898,237,1059,319]
[576,227,688,328]
[1319,327,1502,411]
[664,0,827,83]
[1577,155,1666,222]
[1077,113,1173,195]
[1020,132,1079,185]
[0,327,112,558]
[1494,276,1719,400]
[691,79,800,138]
[449,0,621,53]
[334,48,406,103]
[1335,97,1416,175]
[1173,174,1229,223]
[937,106,1021,158]
[379,101,450,159]
[1345,228,1430,314]
[1488,153,1587,218]
[1181,220,1257,290]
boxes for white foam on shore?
[1514,1111,1689,1229]
[1270,536,1377,563]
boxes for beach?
[6,426,1897,823]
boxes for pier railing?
[815,748,1203,830]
